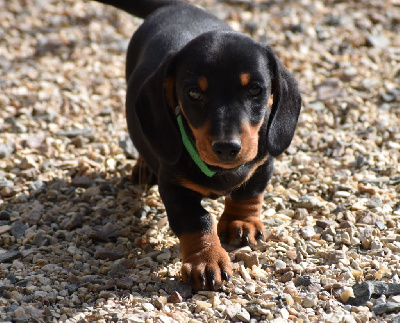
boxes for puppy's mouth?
[206,163,245,173]
[196,146,256,171]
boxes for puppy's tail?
[93,0,182,19]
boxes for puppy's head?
[136,31,301,167]
[164,31,301,169]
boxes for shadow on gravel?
[0,172,191,321]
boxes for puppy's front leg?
[217,161,273,246]
[158,177,232,290]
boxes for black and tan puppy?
[94,0,301,290]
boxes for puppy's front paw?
[217,218,265,246]
[217,195,266,246]
[179,231,232,290]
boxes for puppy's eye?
[188,89,203,101]
[248,84,262,96]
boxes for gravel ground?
[1,0,400,322]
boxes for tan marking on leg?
[223,195,263,221]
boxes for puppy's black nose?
[212,139,241,161]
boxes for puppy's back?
[94,0,180,19]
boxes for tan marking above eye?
[198,77,208,91]
[240,73,251,87]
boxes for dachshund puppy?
[94,0,301,290]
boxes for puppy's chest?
[177,162,259,198]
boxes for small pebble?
[94,248,124,260]
[154,296,167,309]
[71,176,94,188]
[0,210,11,220]
[142,303,155,312]
[297,196,323,209]
[239,264,252,282]
[13,306,26,319]
[167,291,183,303]
[274,259,287,271]
[340,287,355,303]
[300,226,315,239]
[303,293,318,308]
[234,250,259,267]
[280,271,294,283]
[366,34,390,48]
[283,281,298,296]
[0,251,22,263]
[236,309,251,322]
[244,282,256,293]
[225,303,241,320]
[0,225,12,235]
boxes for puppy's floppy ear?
[131,52,181,164]
[265,47,302,157]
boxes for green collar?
[175,107,217,177]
